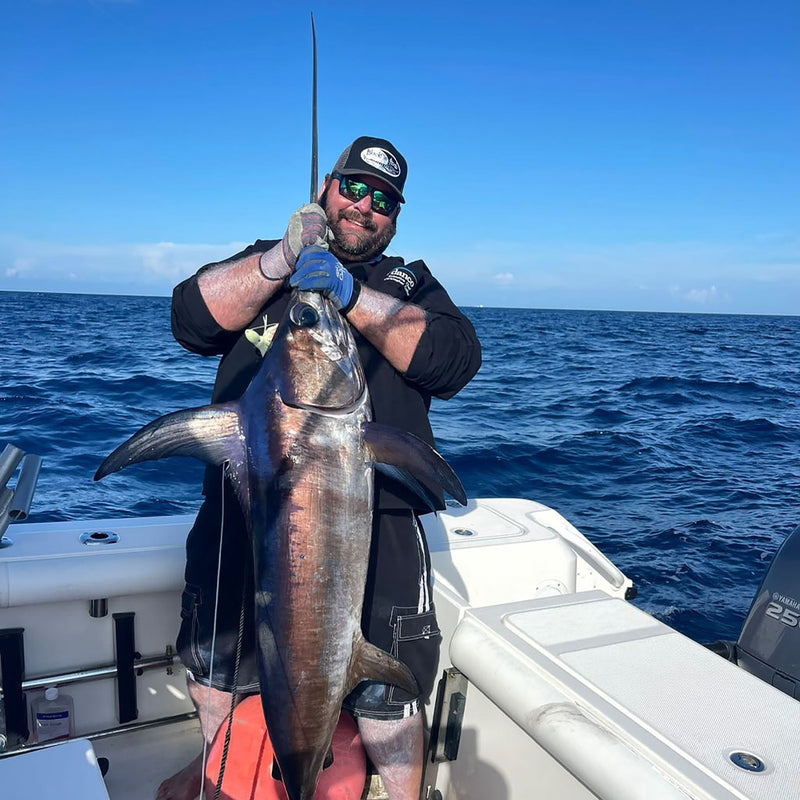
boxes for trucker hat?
[331,136,407,202]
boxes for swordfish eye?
[290,302,319,328]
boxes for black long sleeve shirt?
[171,240,481,510]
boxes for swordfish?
[95,289,466,800]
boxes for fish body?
[95,291,465,799]
[242,294,388,798]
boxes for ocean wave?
[4,294,800,648]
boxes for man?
[159,136,481,800]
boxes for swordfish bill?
[95,290,466,800]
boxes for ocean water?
[3,290,800,646]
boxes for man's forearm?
[345,285,426,373]
[197,253,285,332]
[197,203,329,332]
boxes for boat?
[1,442,799,799]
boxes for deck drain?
[80,530,120,545]
[729,752,765,773]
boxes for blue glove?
[289,246,360,313]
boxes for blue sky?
[1,0,797,313]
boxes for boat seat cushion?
[1,738,109,798]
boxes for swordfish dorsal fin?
[348,634,419,697]
[361,422,467,511]
[93,402,245,481]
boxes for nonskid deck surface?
[94,718,202,800]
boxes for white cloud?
[404,231,800,312]
[418,233,800,286]
[0,235,247,295]
[685,286,719,304]
[3,230,799,313]
[13,257,34,272]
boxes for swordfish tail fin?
[349,635,420,697]
[94,402,245,481]
[362,422,467,511]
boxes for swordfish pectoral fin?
[373,463,443,513]
[349,635,420,698]
[93,402,245,481]
[362,421,467,511]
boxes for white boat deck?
[94,718,202,800]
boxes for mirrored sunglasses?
[332,172,399,216]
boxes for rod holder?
[113,613,138,724]
[0,489,14,545]
[428,668,468,763]
[0,488,12,519]
[0,445,24,491]
[0,628,29,747]
[89,599,109,618]
[9,455,42,521]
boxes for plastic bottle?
[31,687,75,743]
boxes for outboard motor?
[709,524,800,700]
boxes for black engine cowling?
[734,523,800,699]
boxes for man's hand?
[259,204,329,281]
[289,246,360,313]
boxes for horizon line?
[0,287,797,319]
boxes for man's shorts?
[176,485,442,720]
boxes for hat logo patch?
[360,147,401,177]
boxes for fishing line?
[213,570,247,800]
[198,464,230,794]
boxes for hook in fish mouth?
[290,302,319,328]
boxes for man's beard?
[327,207,396,262]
